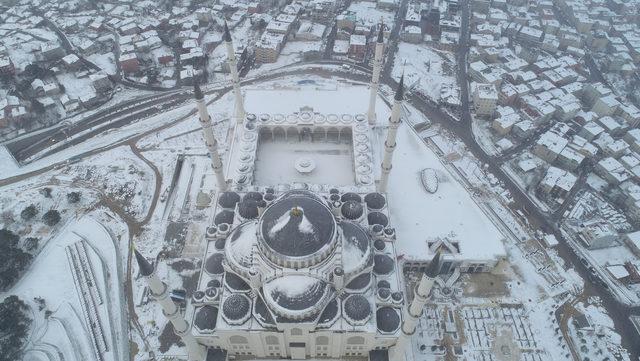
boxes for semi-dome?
[194,305,218,332]
[376,307,400,333]
[263,275,330,319]
[345,272,371,291]
[259,193,337,266]
[377,280,390,289]
[207,279,221,288]
[318,299,339,325]
[225,272,250,292]
[205,253,225,275]
[225,221,257,269]
[341,200,363,220]
[222,294,251,322]
[373,254,395,275]
[214,210,235,225]
[341,221,371,274]
[218,191,240,208]
[343,294,371,323]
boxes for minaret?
[378,75,404,193]
[367,23,385,125]
[134,250,206,361]
[223,22,245,123]
[195,83,227,191]
[401,252,441,335]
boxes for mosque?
[134,23,443,361]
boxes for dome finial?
[290,207,303,217]
[377,20,384,43]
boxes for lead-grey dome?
[238,199,259,219]
[368,212,388,227]
[344,294,371,322]
[225,272,250,291]
[376,307,400,333]
[194,305,218,332]
[374,254,394,275]
[205,253,225,275]
[259,193,336,258]
[341,200,363,220]
[214,210,235,225]
[364,192,386,210]
[218,191,240,208]
[222,294,251,321]
[263,275,329,319]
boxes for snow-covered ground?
[392,42,456,101]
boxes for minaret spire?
[367,21,385,125]
[401,252,440,335]
[194,82,227,191]
[134,249,206,361]
[223,21,245,123]
[378,75,404,192]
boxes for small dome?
[225,272,250,292]
[377,288,391,300]
[243,191,263,202]
[226,221,258,268]
[373,254,394,275]
[341,200,363,220]
[341,221,371,274]
[238,200,259,219]
[319,299,339,325]
[264,193,275,202]
[214,210,235,225]
[205,287,217,298]
[207,279,221,288]
[214,238,226,250]
[265,187,275,194]
[374,239,386,251]
[377,280,390,289]
[391,292,403,302]
[341,192,362,203]
[364,193,386,210]
[329,193,341,202]
[376,307,400,333]
[193,290,205,301]
[205,253,225,275]
[222,294,251,321]
[194,305,218,332]
[344,295,371,322]
[218,192,240,208]
[346,272,371,290]
[368,212,388,227]
[329,188,340,194]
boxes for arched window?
[347,336,365,345]
[316,336,329,345]
[291,328,303,336]
[265,336,279,345]
[230,335,248,344]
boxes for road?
[3,3,639,356]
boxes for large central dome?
[258,191,337,268]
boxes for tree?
[20,204,38,221]
[66,191,81,203]
[41,187,52,198]
[0,295,32,361]
[0,229,33,291]
[23,237,39,251]
[42,210,61,227]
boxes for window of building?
[347,336,364,345]
[291,328,303,336]
[266,336,279,345]
[230,335,248,344]
[316,336,329,345]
